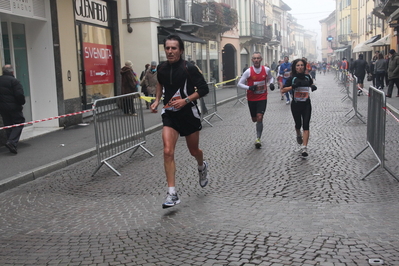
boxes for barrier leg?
[92,161,121,177]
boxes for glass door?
[1,21,32,122]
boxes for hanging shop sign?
[75,0,108,27]
[83,42,114,85]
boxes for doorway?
[1,21,32,122]
[222,44,236,85]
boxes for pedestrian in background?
[352,54,369,95]
[237,52,275,149]
[279,56,292,104]
[0,64,25,154]
[144,61,158,105]
[387,49,399,98]
[242,63,249,74]
[374,53,387,91]
[120,60,139,115]
[369,51,380,87]
[140,63,150,109]
[281,58,317,157]
[150,35,209,209]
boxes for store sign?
[75,0,108,27]
[11,0,33,17]
[83,42,114,85]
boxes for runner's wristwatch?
[185,98,191,104]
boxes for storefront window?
[77,24,114,108]
[209,41,219,83]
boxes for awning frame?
[158,27,207,44]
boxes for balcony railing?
[181,1,203,32]
[201,2,238,33]
[338,34,350,45]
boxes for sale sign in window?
[83,42,114,85]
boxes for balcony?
[200,1,238,35]
[338,34,350,45]
[159,0,186,28]
[180,1,203,33]
[238,21,269,44]
[380,0,399,18]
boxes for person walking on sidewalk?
[387,49,399,98]
[150,35,209,209]
[120,60,139,115]
[352,54,369,95]
[281,58,317,157]
[374,53,387,91]
[279,56,292,104]
[237,52,275,149]
[143,61,158,107]
[0,64,25,154]
[140,63,150,109]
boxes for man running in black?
[151,35,209,209]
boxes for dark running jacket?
[157,58,208,109]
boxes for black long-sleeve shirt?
[157,58,208,107]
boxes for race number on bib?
[294,87,309,102]
[164,90,182,111]
[253,80,266,94]
[283,71,291,79]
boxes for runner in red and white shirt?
[238,52,274,149]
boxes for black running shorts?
[162,107,202,136]
[248,100,267,118]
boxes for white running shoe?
[300,146,308,157]
[286,100,290,105]
[255,138,262,149]
[199,161,209,188]
[162,192,181,209]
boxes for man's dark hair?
[163,34,184,51]
[358,54,363,59]
[2,65,13,74]
[291,59,307,75]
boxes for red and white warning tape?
[383,107,399,123]
[0,109,94,130]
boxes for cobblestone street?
[0,72,398,265]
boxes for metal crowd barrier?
[233,76,246,106]
[344,75,365,124]
[92,92,154,176]
[200,82,223,127]
[354,86,399,181]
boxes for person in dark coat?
[120,60,139,115]
[352,54,369,95]
[0,65,25,154]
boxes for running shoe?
[300,146,308,157]
[162,192,180,209]
[255,138,262,149]
[281,96,284,100]
[199,161,209,188]
[286,100,290,105]
[296,135,303,145]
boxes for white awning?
[334,48,347,53]
[371,34,391,47]
[353,41,373,53]
[353,35,381,53]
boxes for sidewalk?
[0,72,398,265]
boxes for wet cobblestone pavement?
[0,73,398,265]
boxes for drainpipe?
[126,0,133,33]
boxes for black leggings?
[291,100,312,130]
